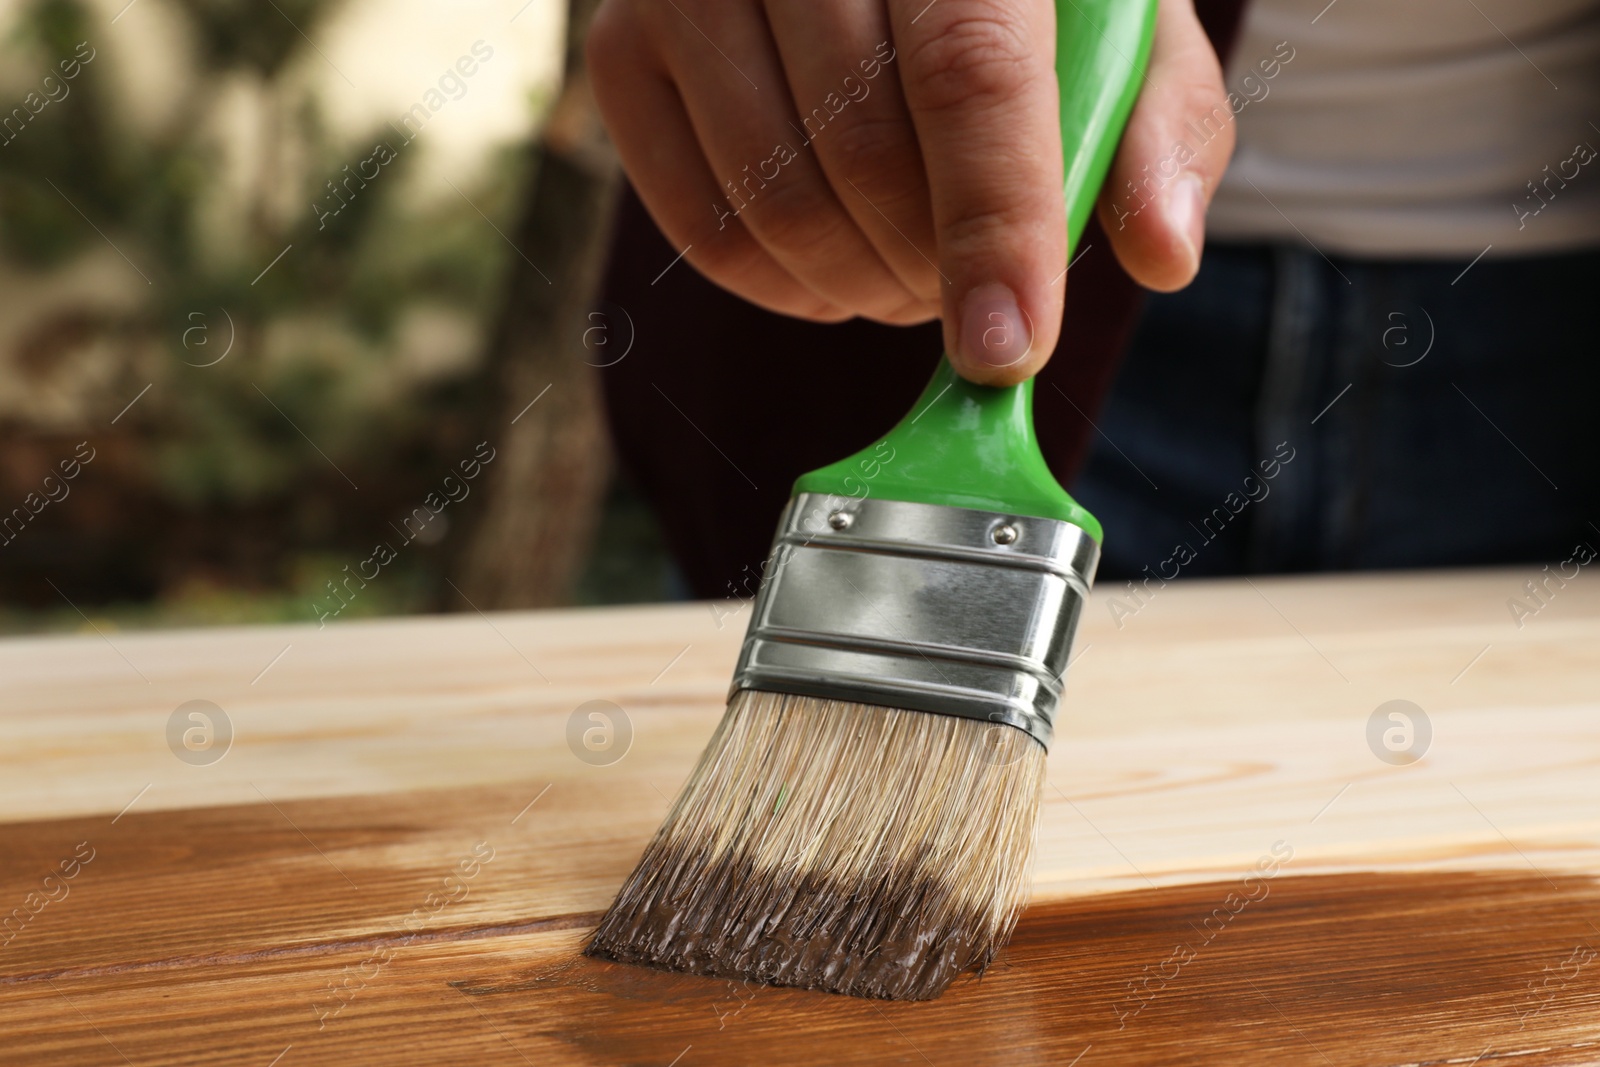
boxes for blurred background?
[0,0,680,634]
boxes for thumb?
[1096,0,1235,292]
[893,0,1063,386]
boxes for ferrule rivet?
[828,511,853,530]
[992,523,1019,545]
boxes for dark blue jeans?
[1072,242,1600,580]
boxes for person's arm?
[587,0,1233,385]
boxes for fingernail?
[958,283,1032,370]
[1164,173,1206,276]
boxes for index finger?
[891,0,1064,385]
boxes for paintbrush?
[586,0,1157,1000]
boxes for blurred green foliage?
[0,0,534,623]
[0,0,681,631]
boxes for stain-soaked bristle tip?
[585,690,1046,1001]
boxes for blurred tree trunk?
[449,0,619,609]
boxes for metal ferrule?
[729,493,1100,749]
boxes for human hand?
[587,0,1234,385]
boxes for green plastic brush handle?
[793,0,1159,542]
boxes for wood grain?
[2,567,1599,1063]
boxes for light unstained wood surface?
[2,567,1599,1065]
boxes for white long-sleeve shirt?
[1207,0,1600,259]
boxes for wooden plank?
[4,567,1595,819]
[2,568,1598,1063]
[6,810,1599,1067]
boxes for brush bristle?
[585,689,1046,1000]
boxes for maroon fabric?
[1195,0,1250,73]
[597,0,1249,599]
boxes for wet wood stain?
[457,870,1600,1067]
[4,791,1599,1065]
